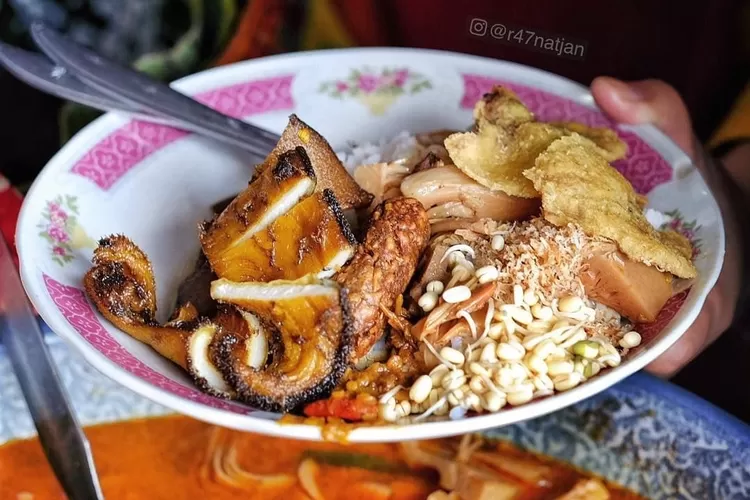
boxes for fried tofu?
[582,250,673,323]
[525,134,696,279]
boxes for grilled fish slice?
[252,114,373,210]
[187,323,233,396]
[187,308,268,397]
[210,277,353,412]
[206,189,356,282]
[83,235,237,397]
[201,146,317,266]
[83,235,194,369]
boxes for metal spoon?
[0,22,281,156]
[0,234,103,499]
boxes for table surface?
[0,328,170,443]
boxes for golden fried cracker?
[474,86,534,128]
[445,121,563,198]
[550,121,628,161]
[447,86,626,198]
[524,134,696,279]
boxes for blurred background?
[0,0,749,422]
[1,0,748,188]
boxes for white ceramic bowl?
[16,48,724,442]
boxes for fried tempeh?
[334,197,431,361]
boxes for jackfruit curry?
[83,86,696,429]
[0,415,644,499]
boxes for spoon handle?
[0,40,276,155]
[0,41,142,114]
[0,235,103,500]
[30,22,279,157]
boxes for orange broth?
[0,415,643,499]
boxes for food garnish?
[83,86,696,433]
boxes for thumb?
[591,77,695,158]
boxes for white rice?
[337,131,420,171]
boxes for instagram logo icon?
[468,17,488,36]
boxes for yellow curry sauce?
[0,415,643,499]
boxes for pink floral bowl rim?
[15,48,725,442]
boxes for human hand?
[590,77,742,377]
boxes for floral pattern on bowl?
[319,67,432,115]
[37,195,96,266]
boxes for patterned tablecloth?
[0,333,170,443]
